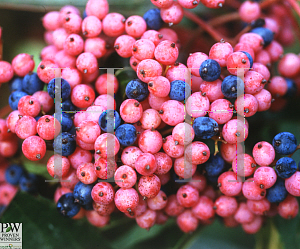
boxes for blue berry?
[53,132,76,156]
[115,124,137,146]
[99,109,121,132]
[204,154,225,177]
[61,113,73,132]
[272,132,298,155]
[34,116,42,122]
[8,91,28,110]
[0,205,6,215]
[82,202,93,210]
[47,78,71,102]
[19,173,39,193]
[143,8,163,30]
[221,75,244,99]
[73,181,94,206]
[22,72,44,95]
[250,27,274,47]
[9,77,23,92]
[241,51,253,68]
[82,9,87,19]
[266,178,288,203]
[284,78,297,98]
[193,117,219,139]
[57,193,81,218]
[199,59,221,82]
[5,164,26,186]
[125,79,149,102]
[275,157,297,179]
[169,80,191,102]
[62,99,76,115]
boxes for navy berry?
[250,27,274,47]
[47,78,71,102]
[169,80,191,102]
[53,132,76,156]
[143,8,163,30]
[73,181,94,206]
[221,75,244,99]
[241,51,253,68]
[19,173,39,193]
[275,157,297,179]
[204,154,225,177]
[9,77,23,92]
[272,132,298,155]
[199,59,221,82]
[22,72,44,95]
[99,109,121,132]
[266,178,288,203]
[125,79,149,102]
[8,91,28,110]
[193,117,219,139]
[57,193,81,218]
[5,164,26,186]
[115,124,137,146]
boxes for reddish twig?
[0,105,12,118]
[183,10,233,44]
[282,1,300,42]
[260,0,280,9]
[285,0,300,17]
[232,25,252,46]
[209,12,240,26]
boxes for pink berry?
[138,174,161,199]
[0,61,14,83]
[192,196,215,220]
[68,147,93,170]
[125,15,147,38]
[42,11,61,31]
[82,16,102,38]
[76,52,98,74]
[114,187,139,214]
[47,154,70,178]
[139,109,161,130]
[150,0,173,8]
[147,190,168,210]
[174,156,197,179]
[12,53,35,77]
[278,195,299,219]
[218,171,242,196]
[95,73,119,95]
[147,76,170,98]
[239,33,264,53]
[186,92,210,118]
[76,120,100,144]
[154,40,179,65]
[154,152,172,175]
[162,135,184,158]
[32,91,54,113]
[247,198,271,215]
[239,1,261,23]
[267,76,288,97]
[187,52,208,77]
[278,53,300,78]
[177,184,199,208]
[85,0,109,20]
[209,41,233,67]
[22,136,46,161]
[84,37,107,58]
[62,13,82,34]
[172,123,195,146]
[132,39,155,61]
[160,2,184,25]
[242,178,266,201]
[120,99,143,123]
[177,209,198,233]
[94,157,117,180]
[77,162,97,184]
[86,210,110,227]
[234,202,255,224]
[199,79,224,102]
[136,209,157,229]
[185,141,210,164]
[235,93,258,117]
[222,119,249,144]
[135,153,157,176]
[159,100,185,126]
[121,146,143,168]
[136,59,163,83]
[138,129,163,154]
[114,165,137,188]
[252,141,275,166]
[214,196,238,217]
[92,182,115,204]
[285,172,300,197]
[254,166,277,189]
[94,133,120,158]
[114,35,136,58]
[242,215,263,234]
[64,34,84,56]
[37,60,58,84]
[227,51,251,76]
[36,115,61,140]
[18,95,41,117]
[71,84,95,108]
[209,99,233,124]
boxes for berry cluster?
[0,0,300,235]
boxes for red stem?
[183,10,233,44]
[285,0,300,17]
[0,27,2,61]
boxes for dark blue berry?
[115,124,137,146]
[241,51,253,68]
[53,132,76,156]
[19,173,39,193]
[284,78,297,98]
[99,109,121,132]
[8,91,28,110]
[204,154,225,177]
[169,80,191,102]
[22,72,44,94]
[47,78,71,102]
[62,99,77,115]
[5,164,26,186]
[275,157,297,179]
[82,9,87,19]
[272,132,298,155]
[82,202,93,210]
[73,181,94,206]
[221,75,244,99]
[266,178,288,203]
[143,8,163,30]
[34,116,42,122]
[61,113,73,132]
[57,193,81,218]
[199,59,221,82]
[0,205,6,215]
[250,27,274,47]
[125,79,149,102]
[9,77,23,92]
[193,117,219,139]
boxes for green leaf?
[5,226,12,232]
